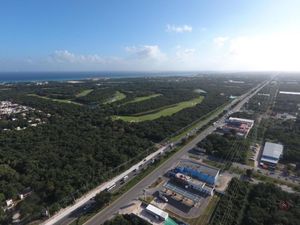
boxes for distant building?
[260,142,283,167]
[175,161,219,185]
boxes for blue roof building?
[175,160,219,185]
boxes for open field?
[75,89,93,97]
[104,91,126,104]
[113,96,204,122]
[27,94,82,105]
[124,93,162,105]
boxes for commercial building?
[220,117,254,138]
[162,182,201,206]
[172,172,214,196]
[260,142,283,168]
[145,204,169,221]
[175,160,219,185]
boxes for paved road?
[84,81,269,225]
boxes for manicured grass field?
[113,96,204,122]
[75,89,93,97]
[124,93,162,105]
[104,91,126,104]
[27,94,82,105]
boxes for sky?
[1,0,300,72]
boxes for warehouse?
[145,204,169,221]
[175,160,219,185]
[260,142,283,168]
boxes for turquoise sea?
[0,71,199,82]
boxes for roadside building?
[220,117,254,138]
[260,142,283,168]
[175,161,219,185]
[172,172,214,196]
[145,204,169,221]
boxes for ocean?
[0,71,199,82]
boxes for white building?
[145,204,168,221]
[261,142,283,167]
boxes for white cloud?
[125,45,166,61]
[221,32,300,71]
[213,36,229,47]
[166,24,192,33]
[50,50,106,64]
[175,47,196,61]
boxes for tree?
[246,169,253,179]
[94,191,112,208]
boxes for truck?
[106,183,116,192]
[121,175,129,182]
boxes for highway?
[83,80,269,225]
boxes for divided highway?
[84,80,269,225]
[43,80,268,225]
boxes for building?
[145,204,169,221]
[172,172,214,196]
[175,161,220,185]
[260,142,283,168]
[221,117,254,138]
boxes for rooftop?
[177,160,219,177]
[228,117,255,124]
[163,181,201,203]
[262,142,283,160]
[146,204,169,220]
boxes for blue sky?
[1,0,300,71]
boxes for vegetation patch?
[104,91,126,104]
[113,96,204,122]
[197,133,250,164]
[210,178,250,225]
[124,93,162,105]
[75,89,93,97]
[27,94,82,105]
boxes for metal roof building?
[175,160,219,185]
[261,142,283,166]
[145,204,169,221]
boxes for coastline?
[0,71,198,83]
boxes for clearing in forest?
[124,93,162,105]
[104,91,126,104]
[75,89,93,97]
[27,94,82,105]
[113,96,204,122]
